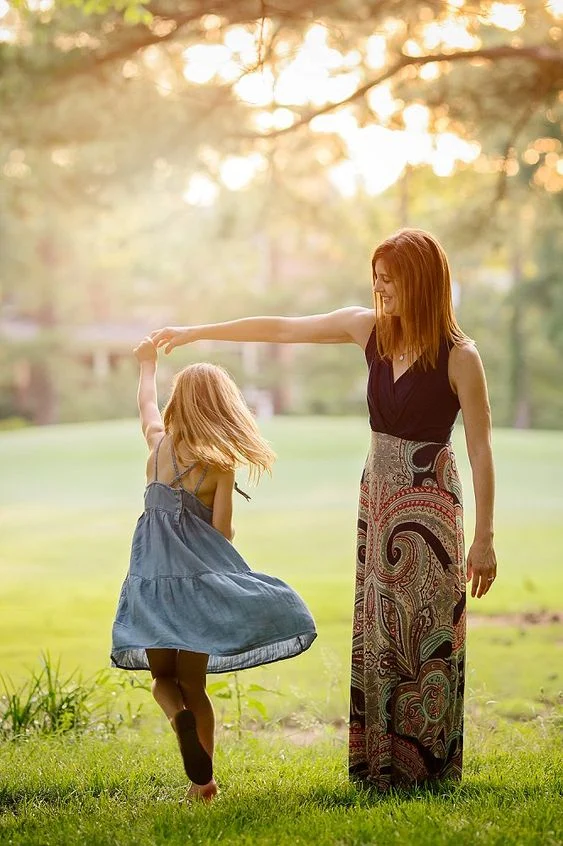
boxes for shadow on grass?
[301,776,557,811]
[0,766,558,817]
[0,772,177,813]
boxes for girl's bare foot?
[186,778,218,803]
[173,709,213,786]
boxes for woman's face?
[373,258,401,317]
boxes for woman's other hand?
[466,539,497,598]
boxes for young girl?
[111,338,317,801]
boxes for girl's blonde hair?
[163,363,275,482]
[372,228,471,370]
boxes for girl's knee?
[151,675,176,694]
[178,678,207,700]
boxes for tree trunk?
[32,233,60,425]
[508,236,531,429]
[13,359,32,418]
[30,358,59,425]
[266,233,292,414]
[398,164,411,228]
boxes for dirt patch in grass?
[469,610,562,627]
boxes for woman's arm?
[212,469,235,541]
[151,307,375,354]
[450,343,497,599]
[134,337,165,449]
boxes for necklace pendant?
[399,353,405,361]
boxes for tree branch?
[49,0,328,83]
[50,10,209,83]
[242,44,563,139]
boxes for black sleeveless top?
[365,325,460,443]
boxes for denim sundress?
[111,438,317,672]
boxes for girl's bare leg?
[146,648,184,725]
[176,650,217,800]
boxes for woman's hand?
[466,538,497,598]
[133,336,157,363]
[150,326,195,354]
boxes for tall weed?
[208,674,283,738]
[0,653,148,740]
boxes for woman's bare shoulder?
[346,307,375,347]
[448,341,486,395]
[449,340,482,368]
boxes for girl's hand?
[150,326,195,354]
[133,337,157,363]
[466,539,497,599]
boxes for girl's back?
[145,437,217,511]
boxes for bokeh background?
[0,0,561,728]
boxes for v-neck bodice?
[365,324,461,443]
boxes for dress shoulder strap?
[153,436,165,482]
[169,440,200,490]
[364,322,378,366]
[167,442,252,501]
[234,481,251,501]
[169,439,180,479]
[440,336,455,369]
[193,466,208,496]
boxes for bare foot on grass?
[186,779,218,803]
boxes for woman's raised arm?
[151,307,375,354]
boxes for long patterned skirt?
[349,432,466,790]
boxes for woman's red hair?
[372,228,470,370]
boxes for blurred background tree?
[0,0,561,425]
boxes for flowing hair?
[163,363,275,483]
[372,228,471,370]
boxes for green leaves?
[54,0,153,25]
[207,673,283,737]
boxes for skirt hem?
[111,630,317,673]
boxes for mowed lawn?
[1,418,562,846]
[1,728,561,846]
[0,417,561,720]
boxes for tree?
[0,0,561,425]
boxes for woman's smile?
[374,258,400,316]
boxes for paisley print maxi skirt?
[349,432,466,790]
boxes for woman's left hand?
[466,539,497,599]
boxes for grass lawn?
[0,418,561,715]
[0,418,562,844]
[0,726,561,846]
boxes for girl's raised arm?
[151,307,375,354]
[134,337,165,449]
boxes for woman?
[151,228,497,791]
